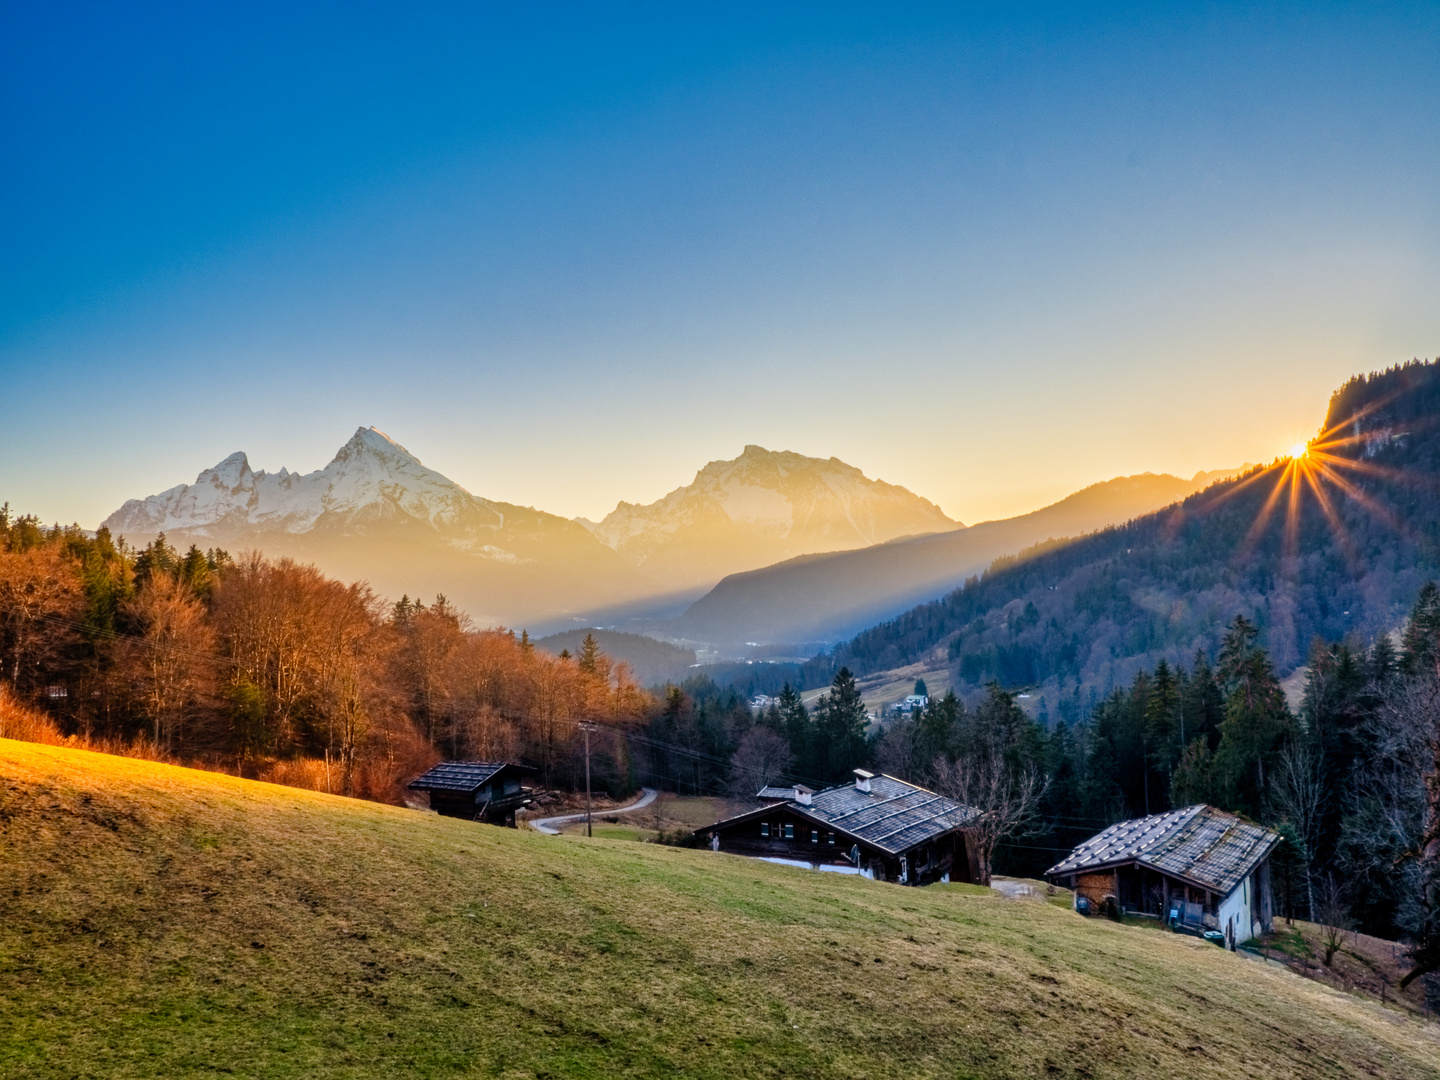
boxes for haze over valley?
[99,424,1248,657]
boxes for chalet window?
[810,829,819,844]
[783,823,794,840]
[760,822,770,838]
[827,832,835,844]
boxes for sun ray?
[1310,458,1406,535]
[1283,458,1304,559]
[1194,463,1277,512]
[1234,461,1292,563]
[1299,461,1360,567]
[1307,450,1434,488]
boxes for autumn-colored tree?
[0,539,83,692]
[117,573,216,750]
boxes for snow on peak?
[101,428,496,538]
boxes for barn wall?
[713,808,855,867]
[1217,879,1252,945]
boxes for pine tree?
[179,545,212,598]
[811,668,869,783]
[578,633,602,675]
[1401,581,1440,678]
[766,683,807,778]
[914,689,962,778]
[1214,615,1294,816]
[1145,659,1181,803]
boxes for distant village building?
[749,694,780,711]
[1046,805,1280,946]
[407,761,537,826]
[696,770,980,885]
[888,694,929,716]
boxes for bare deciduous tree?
[1316,874,1354,967]
[0,543,82,691]
[729,727,793,798]
[119,574,215,750]
[934,747,1047,886]
[1271,737,1326,918]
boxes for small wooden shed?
[1046,804,1280,945]
[697,770,980,886]
[407,761,537,826]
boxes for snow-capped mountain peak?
[101,426,495,538]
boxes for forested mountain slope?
[534,627,697,686]
[802,360,1440,699]
[674,469,1242,647]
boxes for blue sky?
[3,2,1438,527]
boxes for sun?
[1205,397,1407,569]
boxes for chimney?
[853,769,874,794]
[794,784,813,806]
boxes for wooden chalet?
[1046,804,1280,946]
[698,770,980,886]
[407,761,537,826]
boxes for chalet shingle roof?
[806,775,977,853]
[710,775,977,855]
[1046,805,1280,897]
[407,761,533,793]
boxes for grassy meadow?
[3,738,1438,1079]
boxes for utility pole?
[581,721,595,837]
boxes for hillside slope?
[534,628,697,685]
[802,360,1440,697]
[674,470,1241,647]
[4,739,1437,1079]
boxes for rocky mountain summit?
[101,427,635,628]
[585,445,959,590]
[103,427,504,539]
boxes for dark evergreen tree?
[577,633,602,675]
[810,668,869,783]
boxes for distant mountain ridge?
[668,467,1247,647]
[799,359,1440,701]
[105,427,508,540]
[101,427,642,628]
[533,628,697,686]
[585,444,958,591]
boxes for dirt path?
[528,787,659,835]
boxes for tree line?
[0,507,648,800]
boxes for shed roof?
[407,761,536,793]
[710,774,977,856]
[1045,805,1280,897]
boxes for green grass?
[3,739,1438,1079]
[562,823,658,842]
